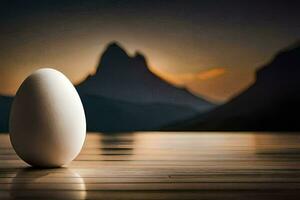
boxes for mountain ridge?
[76,42,214,111]
[0,96,13,131]
[168,42,300,131]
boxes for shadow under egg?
[10,167,87,200]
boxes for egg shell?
[9,68,86,167]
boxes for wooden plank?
[2,176,300,184]
[1,182,300,191]
[1,191,299,200]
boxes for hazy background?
[1,0,300,102]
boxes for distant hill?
[81,95,198,132]
[76,42,214,111]
[0,96,13,132]
[169,43,300,131]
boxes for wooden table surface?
[0,132,300,200]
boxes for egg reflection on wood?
[9,68,86,167]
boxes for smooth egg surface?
[9,68,86,167]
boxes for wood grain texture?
[0,132,300,200]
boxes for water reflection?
[100,132,135,157]
[253,133,300,156]
[133,132,257,159]
[10,167,86,199]
[129,132,300,162]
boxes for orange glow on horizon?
[149,67,226,85]
[196,68,225,80]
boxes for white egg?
[9,68,86,167]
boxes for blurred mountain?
[76,42,214,111]
[75,42,213,131]
[169,43,300,131]
[81,95,198,132]
[0,96,13,131]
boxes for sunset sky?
[0,0,300,102]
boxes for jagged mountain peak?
[105,41,128,55]
[133,51,147,65]
[95,42,130,74]
[77,41,214,111]
[95,42,152,75]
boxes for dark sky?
[0,0,300,101]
